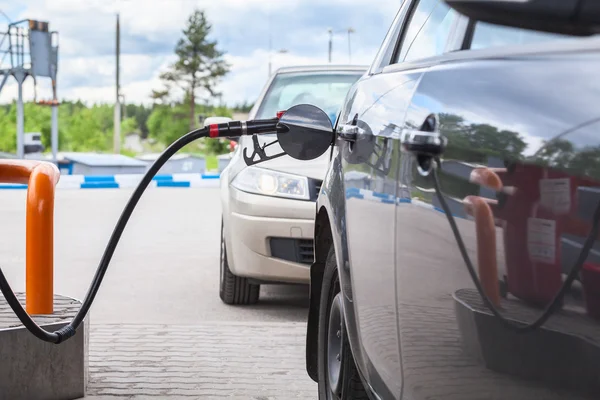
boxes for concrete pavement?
[88,323,311,399]
[0,188,316,398]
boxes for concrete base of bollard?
[0,293,88,400]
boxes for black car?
[304,1,600,399]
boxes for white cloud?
[1,0,397,106]
[219,46,375,106]
[0,53,175,104]
[0,45,376,106]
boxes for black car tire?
[317,245,368,400]
[219,220,260,305]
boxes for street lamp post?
[328,28,333,63]
[113,13,121,154]
[268,49,288,76]
[328,27,355,64]
[119,93,126,119]
[347,28,355,64]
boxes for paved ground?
[89,323,311,399]
[0,188,315,399]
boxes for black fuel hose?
[432,157,600,333]
[0,117,279,344]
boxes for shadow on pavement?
[243,284,309,322]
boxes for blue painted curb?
[0,184,27,189]
[81,182,120,189]
[152,175,174,181]
[346,193,365,200]
[372,191,389,199]
[343,188,467,220]
[0,173,222,190]
[84,176,116,183]
[157,181,191,188]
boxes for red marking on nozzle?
[277,110,286,119]
[209,124,219,138]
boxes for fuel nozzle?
[210,104,335,166]
[208,117,280,138]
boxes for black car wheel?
[219,220,260,305]
[317,246,368,399]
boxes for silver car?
[218,65,366,305]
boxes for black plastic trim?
[269,238,314,265]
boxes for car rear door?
[337,1,465,398]
[395,11,600,400]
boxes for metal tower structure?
[0,19,59,160]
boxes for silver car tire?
[219,219,260,305]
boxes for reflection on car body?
[305,0,600,399]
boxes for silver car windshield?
[254,72,363,124]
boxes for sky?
[0,0,400,107]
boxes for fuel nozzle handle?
[208,117,280,138]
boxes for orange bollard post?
[464,167,505,307]
[0,160,60,315]
[465,195,501,307]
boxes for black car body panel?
[307,1,600,398]
[394,47,600,400]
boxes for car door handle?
[401,129,447,156]
[338,124,366,142]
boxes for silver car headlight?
[232,166,310,200]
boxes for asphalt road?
[0,188,315,398]
[0,188,309,325]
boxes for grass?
[188,151,219,171]
[205,154,218,171]
[120,149,138,158]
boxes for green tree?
[532,139,600,179]
[428,113,528,200]
[439,113,527,162]
[0,104,16,152]
[60,105,113,151]
[532,139,575,168]
[121,117,138,137]
[233,101,254,113]
[159,9,229,131]
[0,99,235,155]
[568,147,600,179]
[146,104,190,146]
[150,88,170,105]
[201,105,232,154]
[124,103,152,137]
[0,102,54,152]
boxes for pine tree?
[159,10,230,130]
